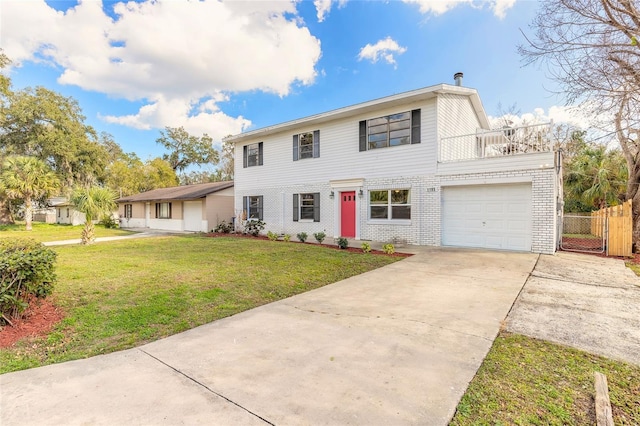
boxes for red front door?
[340,191,356,238]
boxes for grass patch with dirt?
[0,222,134,242]
[451,333,640,425]
[0,235,400,373]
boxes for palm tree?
[0,156,60,231]
[70,186,117,244]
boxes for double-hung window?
[124,204,133,219]
[243,142,263,167]
[293,193,320,222]
[369,189,411,220]
[293,130,320,160]
[243,196,264,220]
[359,109,421,151]
[155,202,171,219]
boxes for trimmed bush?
[313,231,326,244]
[297,232,308,243]
[336,237,349,249]
[214,220,233,233]
[244,220,265,237]
[267,231,278,241]
[361,242,372,253]
[0,238,57,324]
[382,243,395,255]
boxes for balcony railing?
[439,122,553,162]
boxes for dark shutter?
[359,120,367,151]
[242,196,248,219]
[258,142,264,166]
[411,109,421,144]
[313,193,320,222]
[313,130,320,158]
[257,195,264,220]
[155,203,158,218]
[293,134,299,161]
[168,203,172,219]
[243,145,247,168]
[293,194,299,222]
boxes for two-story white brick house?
[226,80,561,254]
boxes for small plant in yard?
[313,231,326,244]
[361,242,372,253]
[99,216,119,229]
[297,232,308,242]
[0,238,57,325]
[283,234,291,242]
[213,220,233,234]
[382,243,395,254]
[244,219,266,237]
[336,237,349,249]
[267,231,279,241]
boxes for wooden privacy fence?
[591,200,633,257]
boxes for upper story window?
[243,142,263,168]
[369,189,411,220]
[155,202,171,219]
[293,130,320,161]
[359,109,421,151]
[243,195,264,220]
[293,193,320,222]
[124,204,133,219]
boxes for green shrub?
[296,232,308,243]
[382,243,395,255]
[313,231,326,244]
[99,216,119,229]
[267,231,279,241]
[283,234,291,242]
[244,220,265,237]
[213,220,233,233]
[336,237,349,249]
[361,242,372,253]
[0,238,57,324]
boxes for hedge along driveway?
[0,235,400,373]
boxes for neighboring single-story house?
[50,197,87,226]
[117,181,234,232]
[225,75,562,254]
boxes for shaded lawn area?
[0,235,400,373]
[451,333,640,425]
[0,222,135,242]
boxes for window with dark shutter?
[411,109,421,144]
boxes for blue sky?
[0,0,579,165]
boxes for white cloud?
[402,0,516,19]
[489,105,592,130]
[314,0,348,22]
[1,0,321,136]
[357,37,407,68]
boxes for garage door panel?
[442,184,532,251]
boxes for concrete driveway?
[0,248,537,425]
[507,251,640,366]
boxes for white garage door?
[442,184,532,251]
[183,201,203,232]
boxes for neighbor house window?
[369,189,411,220]
[242,196,263,220]
[155,202,171,219]
[293,193,320,222]
[124,204,133,219]
[293,130,320,160]
[57,208,61,218]
[66,208,69,218]
[243,142,263,167]
[359,109,421,151]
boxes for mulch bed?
[205,232,413,258]
[0,298,65,348]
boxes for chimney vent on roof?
[454,72,463,86]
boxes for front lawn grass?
[0,222,135,242]
[0,235,400,373]
[451,333,640,425]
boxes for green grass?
[626,262,640,277]
[451,333,640,425]
[0,235,400,373]
[562,233,601,239]
[0,222,135,242]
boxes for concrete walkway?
[0,248,538,425]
